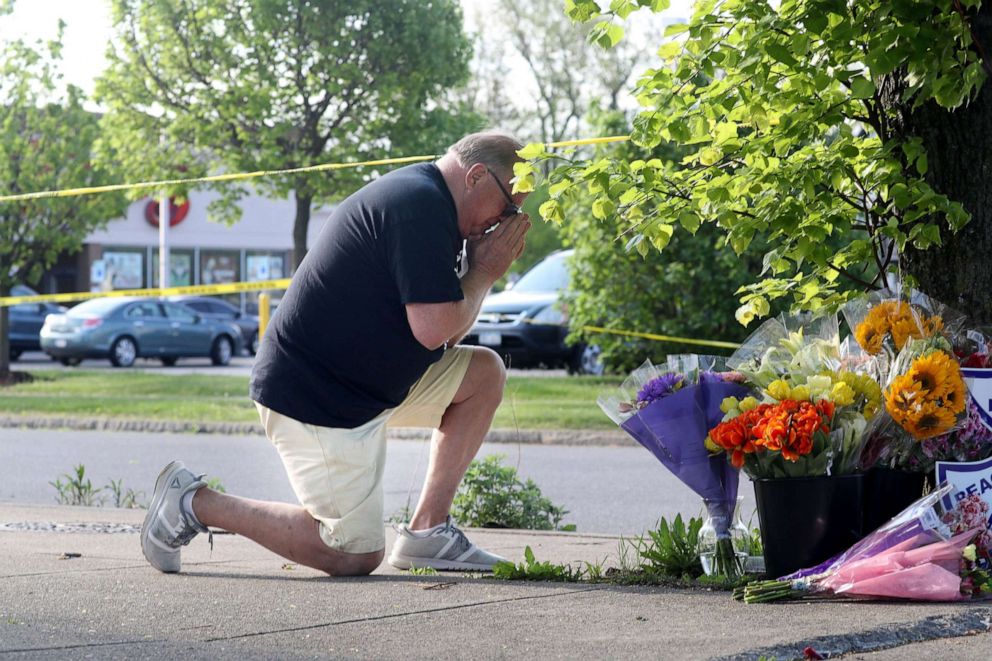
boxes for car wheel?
[109,336,137,368]
[568,343,604,376]
[248,330,259,355]
[60,357,82,367]
[210,336,233,366]
[160,357,178,367]
[9,349,21,362]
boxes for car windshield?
[67,297,127,317]
[510,251,571,293]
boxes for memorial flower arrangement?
[707,314,882,478]
[737,484,992,603]
[598,355,751,577]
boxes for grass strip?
[0,371,621,429]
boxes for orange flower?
[710,399,831,466]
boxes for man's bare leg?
[191,490,383,576]
[408,347,506,530]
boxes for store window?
[245,251,287,314]
[200,250,240,285]
[152,250,193,287]
[100,249,145,290]
[246,252,285,281]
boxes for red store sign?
[144,198,190,227]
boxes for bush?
[452,455,569,530]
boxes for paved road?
[0,428,758,536]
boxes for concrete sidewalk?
[2,503,990,660]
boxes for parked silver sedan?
[40,297,243,368]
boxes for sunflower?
[907,352,954,399]
[885,373,925,426]
[890,316,925,351]
[855,319,885,355]
[904,401,957,440]
[941,365,968,415]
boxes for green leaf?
[518,142,549,160]
[850,77,876,99]
[699,146,723,166]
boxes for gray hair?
[448,131,524,176]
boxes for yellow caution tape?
[0,136,631,204]
[516,318,741,350]
[578,325,741,350]
[0,279,291,307]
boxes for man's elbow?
[410,326,448,351]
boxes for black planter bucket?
[753,474,865,579]
[862,467,927,535]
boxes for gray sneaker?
[140,461,209,573]
[388,517,507,571]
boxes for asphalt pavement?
[0,428,749,536]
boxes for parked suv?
[6,285,67,361]
[168,295,260,355]
[462,249,603,374]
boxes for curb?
[0,415,635,447]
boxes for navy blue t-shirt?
[249,163,464,428]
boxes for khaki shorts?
[254,346,474,554]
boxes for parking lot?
[10,350,568,378]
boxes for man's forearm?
[447,268,493,346]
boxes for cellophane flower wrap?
[598,355,750,576]
[707,314,882,478]
[737,482,992,602]
[860,334,972,471]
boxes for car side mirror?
[193,314,202,324]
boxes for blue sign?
[936,457,992,529]
[961,367,992,433]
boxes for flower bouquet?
[598,354,750,576]
[706,313,883,576]
[710,313,882,478]
[737,482,992,602]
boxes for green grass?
[0,371,621,429]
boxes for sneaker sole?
[387,553,502,572]
[140,460,182,571]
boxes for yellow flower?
[903,401,957,440]
[854,319,885,355]
[890,317,924,351]
[720,397,740,414]
[739,396,759,412]
[829,382,856,406]
[907,352,952,398]
[942,368,968,415]
[789,385,811,401]
[704,435,722,454]
[767,380,791,401]
[885,373,925,419]
[964,545,978,562]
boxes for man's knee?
[317,548,384,577]
[473,347,507,393]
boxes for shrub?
[452,455,569,530]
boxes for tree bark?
[292,191,312,273]
[886,4,992,324]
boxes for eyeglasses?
[488,169,521,218]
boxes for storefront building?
[46,189,332,313]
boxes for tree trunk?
[887,5,992,324]
[292,191,312,273]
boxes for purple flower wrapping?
[621,381,749,533]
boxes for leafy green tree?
[96,0,481,270]
[562,111,789,371]
[0,22,124,378]
[518,0,992,324]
